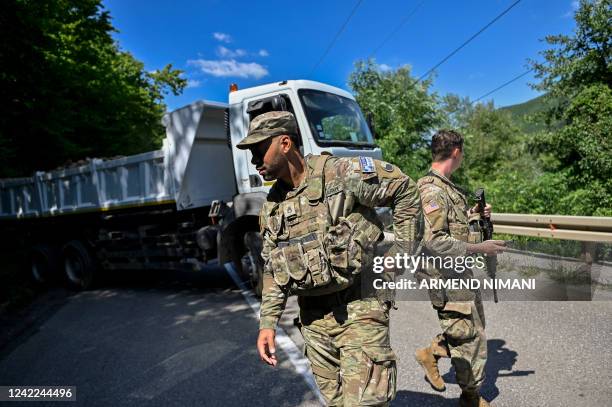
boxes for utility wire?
[310,0,364,76]
[472,68,534,103]
[368,0,428,58]
[417,0,523,82]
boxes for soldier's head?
[431,129,464,171]
[236,111,302,181]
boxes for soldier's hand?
[471,240,507,255]
[470,203,492,218]
[257,328,277,367]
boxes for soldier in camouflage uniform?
[414,130,506,407]
[236,111,421,406]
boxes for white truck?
[0,80,382,294]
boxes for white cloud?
[188,59,269,79]
[258,49,269,57]
[563,1,580,17]
[186,79,201,88]
[379,64,392,72]
[216,46,247,58]
[213,32,232,43]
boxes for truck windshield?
[298,89,375,147]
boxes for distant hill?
[498,94,551,133]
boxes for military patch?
[325,181,343,196]
[424,201,440,214]
[359,156,375,173]
[283,202,297,219]
[383,163,394,172]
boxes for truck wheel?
[243,231,264,298]
[241,252,264,298]
[29,244,60,284]
[62,240,96,290]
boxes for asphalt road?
[0,264,611,406]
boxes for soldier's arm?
[420,186,467,257]
[258,206,288,331]
[342,157,422,251]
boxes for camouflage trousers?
[299,297,397,406]
[430,297,487,392]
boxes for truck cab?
[228,80,382,194]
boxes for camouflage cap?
[236,111,298,150]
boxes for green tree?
[0,0,186,177]
[530,0,611,101]
[439,94,540,210]
[348,59,440,178]
[528,0,611,215]
[441,96,524,174]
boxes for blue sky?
[102,0,580,111]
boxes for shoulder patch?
[375,160,402,178]
[358,156,375,173]
[418,182,444,197]
[423,201,441,214]
[417,176,436,187]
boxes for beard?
[262,172,276,181]
[258,153,286,181]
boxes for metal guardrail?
[492,213,612,242]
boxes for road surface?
[0,264,611,406]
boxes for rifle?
[474,188,499,303]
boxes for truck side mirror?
[246,94,289,121]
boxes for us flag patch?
[424,201,440,214]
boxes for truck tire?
[243,231,264,298]
[29,244,60,284]
[62,240,96,290]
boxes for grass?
[494,233,612,262]
[545,263,593,285]
[518,266,543,278]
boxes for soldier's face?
[249,136,288,181]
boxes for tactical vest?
[418,173,483,307]
[264,155,383,296]
[418,173,482,244]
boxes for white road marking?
[223,262,325,405]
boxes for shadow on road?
[0,264,322,406]
[441,338,535,401]
[0,288,71,359]
[0,264,237,357]
[394,390,457,406]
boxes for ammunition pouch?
[267,155,383,296]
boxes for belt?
[298,278,365,309]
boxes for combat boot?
[415,346,445,391]
[458,390,491,407]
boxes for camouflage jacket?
[417,168,482,266]
[259,154,421,330]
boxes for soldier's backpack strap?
[305,155,330,202]
[417,173,445,193]
[422,171,471,199]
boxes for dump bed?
[0,100,236,219]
